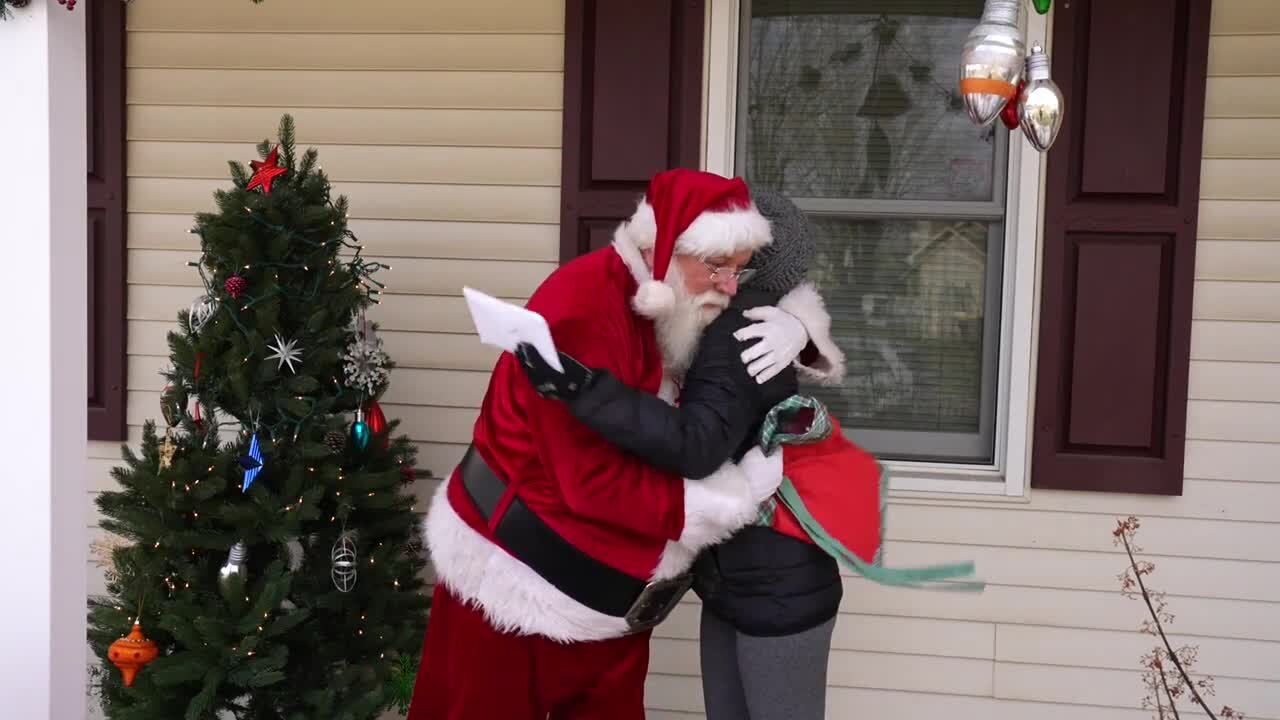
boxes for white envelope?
[462,286,564,372]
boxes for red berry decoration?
[399,464,417,485]
[224,274,248,299]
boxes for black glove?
[514,342,596,401]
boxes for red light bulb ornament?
[1000,79,1025,130]
[366,400,389,449]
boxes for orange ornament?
[108,622,159,687]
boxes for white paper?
[462,286,564,372]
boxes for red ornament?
[366,401,389,449]
[108,622,159,688]
[247,146,288,194]
[1000,79,1025,130]
[399,464,417,485]
[192,352,205,431]
[224,274,248,299]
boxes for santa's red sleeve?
[524,314,688,544]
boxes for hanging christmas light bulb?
[1000,79,1025,130]
[366,400,389,450]
[1030,0,1051,14]
[959,0,1025,127]
[218,542,249,593]
[350,406,371,451]
[1018,43,1065,152]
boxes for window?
[706,0,1046,493]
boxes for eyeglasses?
[704,261,756,284]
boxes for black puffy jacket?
[565,287,842,637]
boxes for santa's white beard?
[655,262,730,375]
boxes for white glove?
[734,306,811,384]
[737,446,783,505]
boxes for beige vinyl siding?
[643,2,1280,719]
[87,1,561,716]
[87,2,1280,720]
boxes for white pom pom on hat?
[615,168,773,319]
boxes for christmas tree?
[88,115,429,720]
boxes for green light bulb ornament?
[1031,0,1051,13]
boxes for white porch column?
[0,3,88,719]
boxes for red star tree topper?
[247,145,288,194]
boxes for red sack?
[758,396,982,590]
[770,414,884,565]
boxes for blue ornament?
[351,420,370,451]
[239,432,264,492]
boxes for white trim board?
[701,0,1050,499]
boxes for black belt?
[458,444,691,627]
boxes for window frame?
[702,0,1049,497]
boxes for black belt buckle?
[624,573,694,632]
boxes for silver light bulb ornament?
[218,542,249,592]
[959,0,1026,127]
[1018,43,1065,152]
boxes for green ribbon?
[758,395,986,592]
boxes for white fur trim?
[633,280,676,318]
[650,541,697,582]
[778,282,846,386]
[676,460,759,551]
[652,459,771,581]
[613,232,651,288]
[616,199,772,260]
[657,375,681,404]
[424,478,630,642]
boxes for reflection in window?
[739,1,1006,463]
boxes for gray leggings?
[698,606,835,720]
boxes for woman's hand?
[514,342,595,401]
[733,306,811,384]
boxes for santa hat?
[614,168,772,318]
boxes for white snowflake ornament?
[342,313,389,395]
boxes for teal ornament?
[1031,0,1050,13]
[350,408,371,451]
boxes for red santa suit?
[408,170,782,720]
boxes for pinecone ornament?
[224,274,248,299]
[324,431,347,454]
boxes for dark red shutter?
[559,0,706,261]
[1032,0,1212,495]
[87,0,128,441]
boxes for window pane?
[800,217,1003,463]
[741,0,997,202]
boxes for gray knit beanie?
[746,189,816,295]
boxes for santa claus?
[407,169,839,719]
